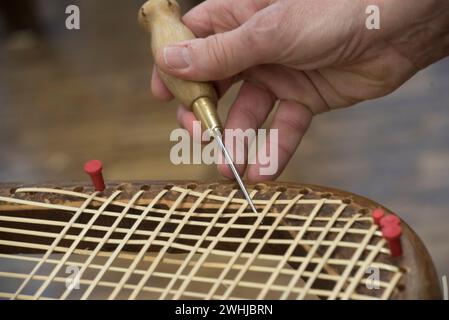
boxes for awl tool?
[139,0,258,214]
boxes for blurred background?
[0,1,448,280]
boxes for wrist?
[398,1,449,69]
[364,0,449,69]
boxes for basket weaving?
[0,181,441,300]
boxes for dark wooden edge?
[0,180,442,299]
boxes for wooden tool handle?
[139,0,217,110]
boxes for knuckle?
[278,140,295,160]
[278,107,310,136]
[238,103,260,128]
[243,4,287,55]
[203,35,234,78]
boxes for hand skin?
[151,0,449,182]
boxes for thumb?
[155,25,272,81]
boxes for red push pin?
[382,224,403,257]
[84,160,105,192]
[380,214,401,228]
[372,208,385,226]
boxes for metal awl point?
[139,0,258,215]
[212,128,258,214]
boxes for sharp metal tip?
[212,129,258,214]
[245,194,259,215]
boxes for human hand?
[151,0,449,182]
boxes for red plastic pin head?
[84,160,105,192]
[372,208,385,226]
[382,224,403,257]
[380,215,401,228]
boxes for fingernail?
[163,46,191,69]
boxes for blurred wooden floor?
[0,0,448,280]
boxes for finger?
[151,68,174,101]
[181,0,215,38]
[155,4,281,81]
[176,105,200,142]
[151,65,237,102]
[183,0,273,37]
[214,74,241,99]
[217,81,276,179]
[247,99,313,182]
[243,64,330,115]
